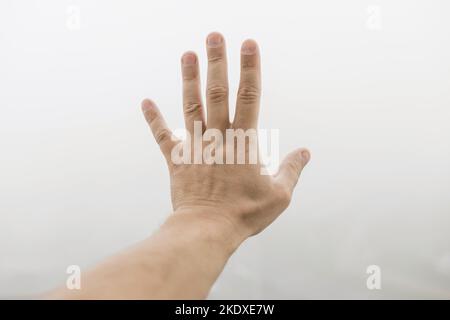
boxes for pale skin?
[47,32,310,299]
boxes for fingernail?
[141,99,155,112]
[182,52,196,65]
[241,40,257,55]
[301,150,310,165]
[207,32,223,47]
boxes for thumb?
[275,148,310,193]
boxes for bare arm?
[47,32,309,299]
[48,209,244,299]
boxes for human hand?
[142,32,310,244]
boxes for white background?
[1,0,449,298]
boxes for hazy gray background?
[1,0,449,299]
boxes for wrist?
[163,207,248,256]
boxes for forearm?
[48,208,246,299]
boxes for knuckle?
[182,67,198,81]
[184,102,202,116]
[155,128,172,145]
[276,186,292,205]
[207,85,228,104]
[237,85,260,104]
[241,59,257,69]
[143,108,158,123]
[183,73,196,81]
[207,54,224,63]
[285,160,301,176]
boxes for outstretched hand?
[142,32,310,241]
